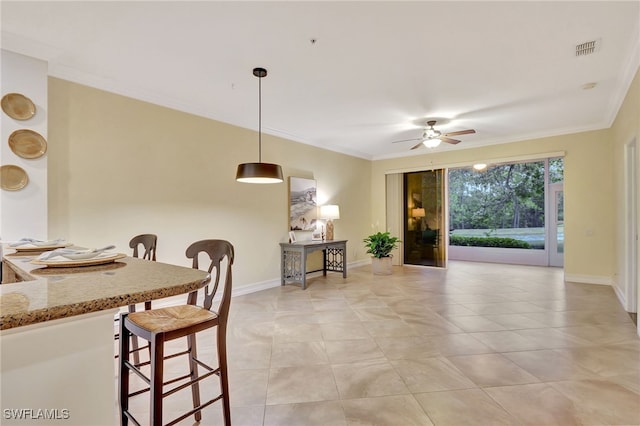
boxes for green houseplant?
[363,231,400,275]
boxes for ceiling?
[2,1,639,160]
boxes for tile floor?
[118,261,640,425]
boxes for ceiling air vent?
[575,39,600,57]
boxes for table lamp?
[320,205,340,240]
[412,208,425,230]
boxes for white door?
[549,183,564,267]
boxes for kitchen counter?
[1,251,210,330]
[0,250,211,425]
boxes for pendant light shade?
[236,67,284,184]
[236,162,283,183]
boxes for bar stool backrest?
[185,239,234,325]
[129,234,157,261]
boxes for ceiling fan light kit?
[393,119,476,150]
[473,163,488,171]
[423,138,441,148]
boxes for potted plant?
[363,231,400,275]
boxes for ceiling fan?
[393,120,476,149]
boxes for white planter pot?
[371,256,393,275]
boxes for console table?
[280,240,347,289]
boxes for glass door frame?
[548,182,564,267]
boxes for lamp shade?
[412,208,426,218]
[236,162,283,184]
[320,205,340,220]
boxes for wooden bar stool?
[115,234,158,364]
[118,239,234,426]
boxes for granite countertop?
[0,252,211,330]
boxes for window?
[449,158,563,251]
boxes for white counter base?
[1,309,117,425]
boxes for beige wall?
[47,78,372,290]
[47,67,638,290]
[611,67,640,307]
[372,129,615,283]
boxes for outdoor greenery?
[363,231,400,258]
[449,235,532,249]
[448,158,563,250]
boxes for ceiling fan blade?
[391,137,421,144]
[443,129,476,137]
[440,137,461,145]
[410,141,425,150]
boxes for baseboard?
[232,278,281,296]
[613,283,628,308]
[564,273,612,286]
[350,259,371,268]
[146,260,368,305]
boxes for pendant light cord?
[258,74,262,163]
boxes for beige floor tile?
[345,292,387,308]
[320,321,372,340]
[229,368,269,406]
[469,330,546,352]
[314,309,361,324]
[514,327,592,349]
[503,349,598,382]
[375,335,441,360]
[324,338,385,364]
[484,383,583,425]
[446,315,507,332]
[353,307,401,321]
[391,356,477,392]
[447,353,540,386]
[332,358,410,399]
[274,311,320,325]
[361,319,418,337]
[227,341,272,370]
[270,341,329,368]
[341,395,434,426]
[483,313,549,330]
[558,323,639,345]
[430,303,483,317]
[311,298,351,311]
[227,321,275,345]
[606,371,640,393]
[403,314,465,336]
[550,379,640,425]
[264,400,346,426]
[414,388,519,425]
[554,343,640,377]
[425,333,494,356]
[266,365,339,405]
[273,322,324,343]
[229,405,266,426]
[116,261,640,425]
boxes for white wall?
[1,50,48,241]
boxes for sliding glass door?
[403,170,446,267]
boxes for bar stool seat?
[118,239,233,426]
[128,305,217,333]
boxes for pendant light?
[236,67,284,184]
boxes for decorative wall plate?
[1,93,36,120]
[8,129,47,159]
[0,165,29,191]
